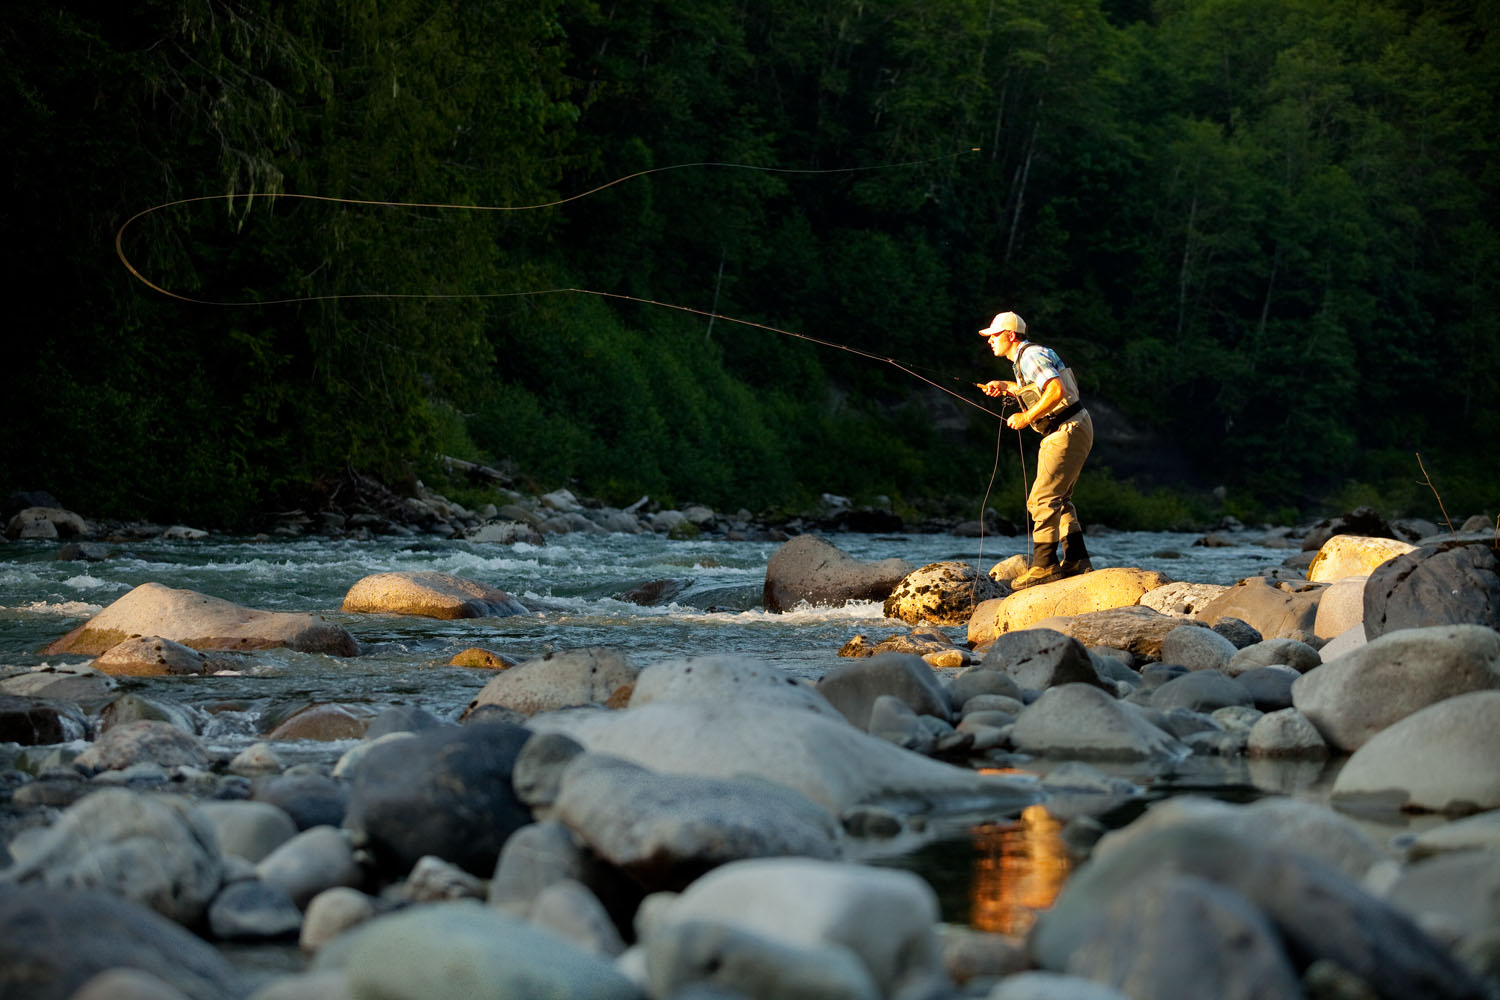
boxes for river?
[1,526,1416,938]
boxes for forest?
[2,0,1495,529]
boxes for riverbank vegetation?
[3,0,1494,530]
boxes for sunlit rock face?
[884,561,1004,626]
[1306,534,1416,583]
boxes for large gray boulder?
[525,657,1037,816]
[41,581,358,657]
[1031,823,1486,1000]
[1197,577,1325,642]
[1160,624,1238,672]
[1011,684,1188,761]
[552,754,842,890]
[639,857,948,1000]
[316,901,643,1000]
[343,721,534,876]
[1330,689,1500,813]
[815,652,954,728]
[0,788,223,925]
[0,886,243,1000]
[463,647,638,718]
[1291,625,1500,751]
[981,628,1106,693]
[1364,541,1500,638]
[763,535,912,613]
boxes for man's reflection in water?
[968,804,1072,937]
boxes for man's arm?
[1007,377,1064,430]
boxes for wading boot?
[1061,532,1093,578]
[1010,542,1063,590]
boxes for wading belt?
[1035,401,1084,435]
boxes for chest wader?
[1009,349,1093,588]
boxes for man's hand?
[978,380,1017,398]
[1007,411,1029,431]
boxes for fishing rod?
[115,149,1032,575]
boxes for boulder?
[629,655,845,720]
[645,919,881,1000]
[73,719,208,773]
[92,635,222,676]
[1313,575,1367,639]
[1330,690,1500,813]
[1197,576,1325,642]
[1139,581,1229,618]
[552,754,842,890]
[816,652,953,728]
[192,800,299,863]
[883,561,1003,625]
[1247,708,1329,758]
[207,879,303,941]
[41,582,359,657]
[1159,624,1237,672]
[340,571,529,619]
[1363,541,1500,638]
[1065,873,1303,1000]
[1149,670,1253,714]
[0,886,243,1000]
[317,901,643,1000]
[968,568,1172,639]
[1385,851,1500,975]
[763,535,913,613]
[265,703,373,741]
[525,665,1038,816]
[1011,684,1188,761]
[1307,534,1418,583]
[1291,624,1500,752]
[1031,823,1485,999]
[0,788,223,925]
[256,825,364,908]
[1226,637,1322,676]
[462,647,637,719]
[0,694,89,745]
[5,506,89,540]
[343,721,534,876]
[979,628,1106,692]
[0,662,117,712]
[990,605,1182,660]
[639,857,946,1000]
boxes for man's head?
[979,311,1026,357]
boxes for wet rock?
[97,691,204,734]
[73,719,208,773]
[6,506,89,540]
[762,534,913,613]
[265,703,374,741]
[0,694,89,745]
[447,646,516,669]
[0,788,222,924]
[462,647,637,719]
[1150,670,1253,714]
[0,886,242,1000]
[92,635,222,676]
[1292,624,1500,752]
[365,705,449,739]
[1236,665,1299,711]
[1331,690,1500,813]
[41,581,359,657]
[230,742,285,777]
[0,662,117,712]
[251,772,350,830]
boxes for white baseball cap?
[978,311,1026,336]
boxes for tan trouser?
[1028,409,1093,545]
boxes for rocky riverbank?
[1,488,1498,1000]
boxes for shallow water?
[0,526,1434,936]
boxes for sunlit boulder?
[42,581,359,657]
[341,570,529,620]
[967,568,1171,640]
[1307,534,1416,583]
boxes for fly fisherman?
[977,311,1094,588]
